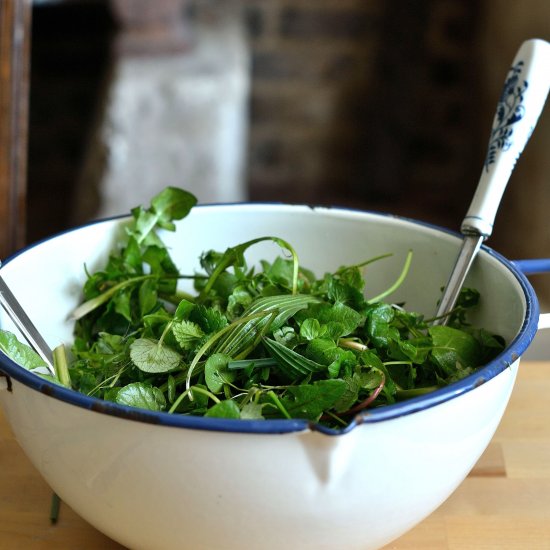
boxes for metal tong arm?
[0,273,55,375]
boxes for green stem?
[168,385,220,414]
[267,390,291,419]
[50,492,61,524]
[53,345,71,388]
[71,274,155,320]
[335,252,393,274]
[368,249,413,303]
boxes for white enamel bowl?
[0,204,547,550]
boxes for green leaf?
[172,320,205,350]
[428,325,482,374]
[204,353,235,393]
[241,402,265,420]
[190,305,228,334]
[281,379,347,420]
[310,302,364,337]
[204,399,241,419]
[113,288,132,321]
[115,382,166,411]
[173,299,195,321]
[0,330,48,371]
[130,338,182,373]
[300,318,324,341]
[151,187,197,230]
[139,278,158,317]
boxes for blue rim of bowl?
[0,203,541,436]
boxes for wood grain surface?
[1,361,549,549]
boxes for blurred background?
[24,0,550,323]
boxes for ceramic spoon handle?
[462,38,550,237]
[435,39,550,322]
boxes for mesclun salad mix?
[0,187,505,428]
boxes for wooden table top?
[1,361,549,549]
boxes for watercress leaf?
[311,302,364,337]
[103,387,121,402]
[366,304,399,348]
[324,321,347,340]
[367,303,394,324]
[115,382,166,411]
[0,330,48,371]
[428,325,482,374]
[359,350,385,370]
[356,368,385,390]
[204,399,241,419]
[227,285,253,318]
[273,326,297,347]
[130,338,182,373]
[300,318,323,341]
[142,246,179,295]
[333,375,360,412]
[122,236,143,273]
[151,187,197,230]
[281,379,347,420]
[113,288,132,322]
[327,273,365,308]
[131,208,159,244]
[172,320,205,350]
[174,299,195,322]
[264,256,296,290]
[241,402,265,420]
[139,278,158,317]
[306,338,345,366]
[204,353,235,393]
[328,350,357,379]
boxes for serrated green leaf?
[172,320,205,350]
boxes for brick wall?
[243,0,482,227]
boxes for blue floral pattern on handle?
[484,60,528,171]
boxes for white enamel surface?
[0,205,531,549]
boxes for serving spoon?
[434,38,550,324]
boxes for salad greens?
[0,187,505,428]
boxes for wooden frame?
[0,0,31,259]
